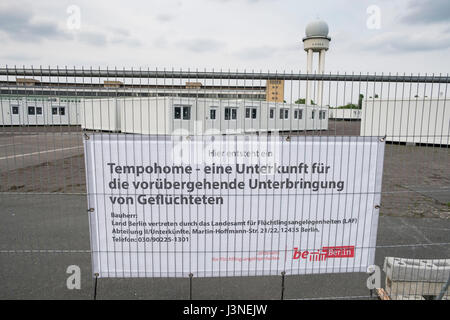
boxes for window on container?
[174,106,181,119]
[59,107,65,116]
[311,110,315,119]
[280,108,288,119]
[294,109,303,119]
[36,107,42,115]
[209,108,217,120]
[251,108,257,119]
[225,108,230,120]
[11,106,19,115]
[52,107,58,115]
[28,106,35,115]
[269,108,275,119]
[182,106,191,120]
[225,107,237,120]
[245,108,251,119]
[319,111,326,120]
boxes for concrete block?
[385,277,449,297]
[383,257,450,282]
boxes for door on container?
[10,104,21,125]
[205,106,220,134]
[172,104,192,135]
[244,106,258,132]
[223,106,238,133]
[279,107,290,131]
[50,105,67,125]
[35,105,45,125]
[26,105,44,125]
[293,108,304,130]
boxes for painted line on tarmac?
[0,143,21,148]
[0,146,83,160]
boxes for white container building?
[329,108,362,120]
[117,97,328,135]
[0,96,80,126]
[80,98,121,132]
[360,98,450,145]
[1,96,329,134]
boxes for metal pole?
[436,274,450,300]
[189,273,193,300]
[93,273,99,300]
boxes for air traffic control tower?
[303,20,331,106]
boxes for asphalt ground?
[0,121,449,299]
[1,121,448,217]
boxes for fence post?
[436,275,450,300]
[189,273,194,300]
[93,273,99,300]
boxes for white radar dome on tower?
[305,20,329,38]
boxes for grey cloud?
[0,6,68,42]
[155,14,174,22]
[178,38,224,53]
[77,31,108,46]
[109,28,141,47]
[109,37,141,47]
[154,36,169,48]
[0,5,141,48]
[1,52,39,62]
[234,43,298,60]
[110,28,131,37]
[234,45,279,60]
[401,0,450,24]
[363,32,450,53]
[77,30,141,47]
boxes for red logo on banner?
[292,246,355,261]
[321,246,355,258]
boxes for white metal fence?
[0,67,448,300]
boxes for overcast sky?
[1,0,449,74]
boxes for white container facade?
[1,96,329,134]
[118,97,328,135]
[80,98,121,131]
[360,98,450,145]
[329,108,362,120]
[0,97,80,126]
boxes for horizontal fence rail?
[0,67,449,83]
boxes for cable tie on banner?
[84,133,90,140]
[87,208,95,213]
[379,135,386,142]
[374,204,381,209]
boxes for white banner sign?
[84,134,385,277]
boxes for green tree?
[295,98,315,105]
[358,94,364,109]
